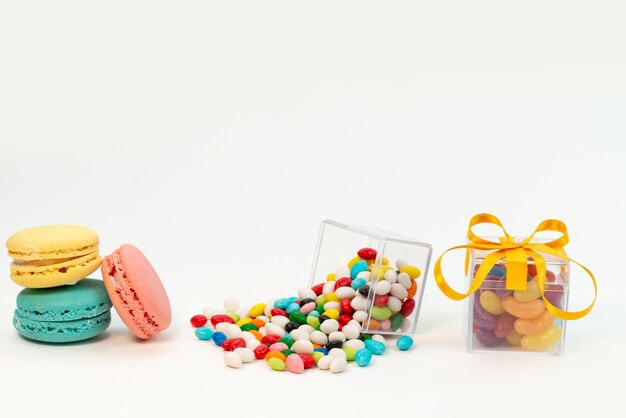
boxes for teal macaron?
[13,278,113,343]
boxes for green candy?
[240,323,258,332]
[362,334,372,340]
[371,306,392,321]
[279,337,294,348]
[311,351,324,364]
[307,316,320,329]
[228,313,241,323]
[281,349,294,356]
[315,305,325,315]
[342,347,357,361]
[315,295,327,306]
[268,357,286,371]
[390,313,404,331]
[289,311,307,324]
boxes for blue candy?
[355,348,373,366]
[212,331,227,346]
[314,347,329,355]
[274,298,290,310]
[351,277,367,290]
[350,260,368,279]
[396,335,414,351]
[364,339,386,355]
[489,266,506,278]
[195,327,215,341]
[307,310,320,317]
[287,297,299,304]
[286,303,301,314]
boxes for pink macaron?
[101,244,171,339]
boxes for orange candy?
[249,330,263,341]
[251,319,265,329]
[362,318,381,330]
[312,343,322,349]
[407,280,418,299]
[265,351,286,362]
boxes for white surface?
[1,1,625,417]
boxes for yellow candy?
[236,318,252,327]
[506,329,523,346]
[479,290,505,315]
[249,303,266,318]
[325,292,339,303]
[347,256,362,269]
[382,257,389,265]
[399,265,421,280]
[324,309,340,319]
[326,273,336,282]
[370,265,392,280]
[513,278,541,302]
[521,326,562,351]
[514,310,555,335]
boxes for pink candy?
[300,302,316,315]
[269,342,288,352]
[286,353,304,374]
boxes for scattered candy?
[190,315,208,328]
[396,336,414,351]
[224,352,243,368]
[195,327,214,340]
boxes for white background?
[1,1,625,417]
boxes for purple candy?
[473,295,496,330]
[494,279,514,298]
[544,283,564,308]
[475,327,503,347]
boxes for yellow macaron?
[6,225,101,288]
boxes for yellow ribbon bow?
[434,213,597,321]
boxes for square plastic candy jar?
[308,220,433,335]
[467,247,570,355]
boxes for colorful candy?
[396,336,414,351]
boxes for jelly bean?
[223,352,243,368]
[270,308,288,317]
[223,298,239,313]
[390,313,404,331]
[311,283,325,295]
[234,347,254,363]
[341,324,360,340]
[195,327,214,340]
[335,287,355,300]
[237,318,252,327]
[374,294,389,307]
[384,269,398,283]
[317,355,332,370]
[355,348,373,366]
[298,353,315,369]
[334,277,352,290]
[254,345,270,359]
[265,351,287,362]
[364,339,386,355]
[520,326,562,351]
[261,334,282,345]
[353,310,368,323]
[358,247,377,260]
[338,314,353,325]
[324,309,340,320]
[310,330,328,345]
[527,264,537,278]
[379,319,391,331]
[505,329,523,346]
[348,256,363,269]
[298,298,315,307]
[544,282,564,308]
[292,340,314,354]
[249,330,263,342]
[358,285,370,297]
[399,265,421,279]
[494,312,517,338]
[397,273,412,289]
[222,338,246,351]
[488,266,506,278]
[473,295,496,330]
[362,318,381,331]
[210,314,235,327]
[494,278,514,298]
[342,347,357,361]
[249,303,266,318]
[330,357,348,373]
[351,277,367,290]
[514,310,555,335]
[285,353,304,373]
[374,280,392,295]
[474,327,502,347]
[396,336,414,351]
[324,301,340,312]
[329,331,346,343]
[350,260,368,279]
[190,315,208,328]
[274,298,289,309]
[314,347,329,355]
[251,318,266,328]
[240,323,258,332]
[227,313,240,323]
[401,299,415,317]
[284,322,300,333]
[289,311,307,324]
[298,288,317,300]
[371,306,392,321]
[286,303,300,314]
[514,278,541,302]
[390,283,408,299]
[212,331,227,346]
[269,342,288,352]
[545,270,556,282]
[338,298,354,315]
[264,323,286,336]
[387,296,402,313]
[325,293,340,303]
[306,316,320,329]
[370,265,392,280]
[326,340,343,350]
[356,271,372,282]
[268,357,286,371]
[407,280,418,299]
[501,297,546,319]
[299,302,316,315]
[479,290,505,315]
[344,339,365,350]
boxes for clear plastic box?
[308,220,432,335]
[467,246,570,355]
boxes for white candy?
[330,357,347,373]
[215,322,231,332]
[317,355,332,370]
[256,315,270,324]
[335,287,355,299]
[390,283,408,299]
[356,271,372,282]
[234,347,255,363]
[396,259,408,270]
[397,273,412,289]
[291,340,314,354]
[384,270,398,283]
[241,331,255,341]
[336,265,351,280]
[223,298,239,313]
[329,348,346,359]
[223,324,243,339]
[343,339,365,350]
[264,323,285,337]
[328,331,346,342]
[347,319,361,328]
[298,288,317,300]
[298,325,315,334]
[401,318,412,332]
[223,352,243,369]
[258,327,267,336]
[341,324,361,340]
[290,329,310,341]
[372,334,386,345]
[351,296,368,311]
[271,316,289,327]
[374,280,392,295]
[246,338,261,350]
[320,319,339,334]
[310,330,328,345]
[353,310,368,322]
[264,298,277,317]
[322,282,335,295]
[239,309,250,320]
[202,306,216,320]
[387,296,402,313]
[323,301,340,311]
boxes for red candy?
[254,345,270,359]
[261,334,282,345]
[340,299,354,314]
[270,308,288,317]
[374,294,389,307]
[190,314,208,328]
[546,270,556,282]
[222,338,246,351]
[357,247,377,260]
[211,314,235,326]
[334,277,352,290]
[298,354,315,369]
[311,283,325,296]
[527,264,537,278]
[338,314,353,325]
[401,298,415,317]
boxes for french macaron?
[101,244,171,340]
[6,225,101,288]
[13,278,112,343]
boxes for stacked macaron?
[7,225,172,343]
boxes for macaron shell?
[14,311,111,343]
[10,252,102,288]
[6,225,99,260]
[102,244,171,339]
